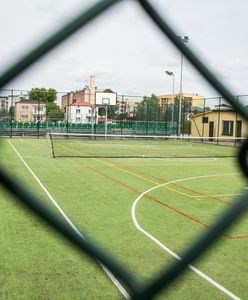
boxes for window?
[222,121,233,136]
[202,117,209,123]
[33,105,43,113]
[21,115,28,120]
[21,105,28,111]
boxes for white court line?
[132,173,242,300]
[8,140,130,300]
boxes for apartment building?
[116,97,142,117]
[65,101,95,124]
[61,75,104,111]
[158,93,204,109]
[0,96,8,111]
[15,100,46,123]
[8,93,29,110]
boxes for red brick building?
[61,75,104,112]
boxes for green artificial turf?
[0,138,247,299]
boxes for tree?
[46,102,64,121]
[98,105,118,119]
[104,88,114,93]
[135,94,160,121]
[107,105,118,119]
[9,106,15,118]
[28,87,63,121]
[28,87,57,103]
[116,112,129,121]
[98,107,105,117]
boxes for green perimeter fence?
[0,1,248,299]
[0,119,177,136]
[0,87,189,137]
[1,89,248,140]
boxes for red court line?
[62,145,247,240]
[229,235,248,240]
[116,165,248,239]
[69,146,225,204]
[118,164,228,204]
[74,159,237,240]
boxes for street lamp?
[165,70,175,123]
[178,35,189,136]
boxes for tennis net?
[48,132,243,158]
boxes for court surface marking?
[132,173,241,300]
[8,140,130,300]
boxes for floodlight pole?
[37,99,40,139]
[165,71,175,123]
[91,105,95,136]
[66,93,69,134]
[105,105,108,139]
[178,35,189,136]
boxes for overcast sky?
[1,0,248,102]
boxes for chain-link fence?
[1,87,248,140]
[0,1,248,299]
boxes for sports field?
[0,137,247,299]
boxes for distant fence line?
[1,88,248,139]
[0,119,177,138]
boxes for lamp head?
[165,71,174,76]
[177,35,189,43]
[184,36,189,42]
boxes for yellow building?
[117,97,142,116]
[190,105,248,140]
[158,93,204,108]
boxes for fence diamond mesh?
[0,1,247,299]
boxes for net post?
[45,119,49,157]
[45,129,48,158]
[49,133,55,158]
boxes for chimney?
[89,75,96,104]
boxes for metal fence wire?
[0,0,248,299]
[2,91,248,139]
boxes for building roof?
[158,93,204,98]
[69,101,92,107]
[16,100,45,104]
[191,109,238,118]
